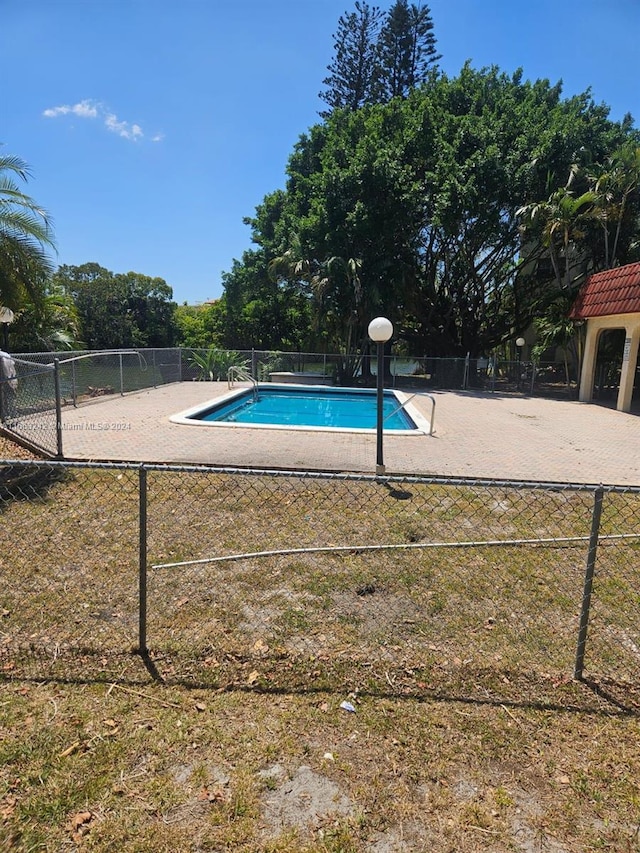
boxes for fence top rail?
[56,350,144,364]
[13,357,54,371]
[1,457,639,494]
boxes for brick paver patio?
[50,382,640,486]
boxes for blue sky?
[3,0,640,305]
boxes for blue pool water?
[186,386,418,431]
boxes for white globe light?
[368,317,393,343]
[515,337,526,347]
[0,307,15,325]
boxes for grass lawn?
[2,439,640,851]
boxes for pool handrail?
[383,391,435,435]
[227,365,259,401]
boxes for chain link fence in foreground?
[1,461,639,696]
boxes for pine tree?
[319,2,384,117]
[377,1,440,100]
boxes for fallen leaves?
[66,810,96,843]
[103,718,119,736]
[198,787,226,804]
[1,780,20,822]
[0,794,17,820]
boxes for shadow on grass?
[0,463,70,506]
[2,644,640,718]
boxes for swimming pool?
[170,384,430,434]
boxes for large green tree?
[274,70,629,355]
[0,152,56,310]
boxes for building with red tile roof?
[571,262,640,412]
[569,261,640,319]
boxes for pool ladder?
[227,366,259,401]
[384,391,435,435]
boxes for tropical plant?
[188,347,248,381]
[531,304,585,392]
[9,284,81,352]
[269,246,367,381]
[588,142,640,268]
[516,169,597,291]
[0,151,56,309]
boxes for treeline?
[9,263,178,352]
[8,260,246,353]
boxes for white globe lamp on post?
[515,337,526,390]
[368,317,394,476]
[0,307,15,351]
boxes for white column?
[578,320,600,403]
[616,322,640,412]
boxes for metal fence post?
[119,353,124,396]
[574,485,605,680]
[54,358,64,458]
[138,464,148,654]
[71,359,78,407]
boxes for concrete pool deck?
[55,381,640,486]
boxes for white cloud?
[42,99,161,143]
[43,99,99,119]
[73,100,100,118]
[104,112,144,141]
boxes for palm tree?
[10,284,81,351]
[588,143,640,268]
[269,242,366,379]
[0,151,56,309]
[517,173,596,290]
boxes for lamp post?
[368,316,393,476]
[0,307,15,351]
[515,337,525,390]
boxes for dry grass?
[2,446,640,851]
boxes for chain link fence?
[0,357,59,456]
[2,349,184,456]
[1,460,639,697]
[17,347,582,396]
[15,348,183,404]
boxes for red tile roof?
[570,262,640,319]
